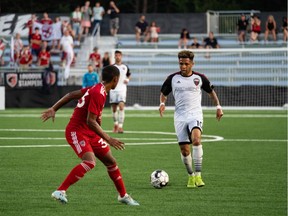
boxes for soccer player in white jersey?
[159,50,223,188]
[110,50,131,133]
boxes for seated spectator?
[237,14,249,43]
[30,27,42,62]
[282,16,288,41]
[135,15,149,43]
[203,31,220,49]
[189,37,202,49]
[82,64,99,88]
[71,6,82,46]
[178,28,190,49]
[149,21,159,43]
[250,15,261,42]
[19,45,33,68]
[38,42,51,67]
[14,33,23,64]
[102,52,112,68]
[264,15,277,42]
[88,46,101,73]
[0,38,6,66]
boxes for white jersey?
[161,71,214,122]
[112,63,130,92]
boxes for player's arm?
[87,112,125,150]
[41,89,84,122]
[208,90,223,121]
[159,92,167,117]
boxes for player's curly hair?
[102,65,120,82]
[178,50,194,61]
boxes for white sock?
[112,111,118,125]
[118,110,125,128]
[192,145,203,175]
[181,153,193,175]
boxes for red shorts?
[65,127,110,159]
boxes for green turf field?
[0,108,287,216]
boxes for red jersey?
[41,18,53,25]
[68,83,106,137]
[27,19,34,35]
[38,50,51,66]
[31,34,42,49]
[89,53,101,68]
[19,50,32,64]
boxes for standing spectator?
[178,28,190,49]
[60,30,74,79]
[109,50,130,134]
[41,12,54,42]
[282,16,288,41]
[72,6,82,46]
[250,15,261,42]
[0,39,6,66]
[91,2,105,36]
[264,15,277,42]
[38,42,51,67]
[88,47,101,73]
[30,27,42,62]
[81,1,92,36]
[135,15,149,43]
[19,45,33,68]
[107,1,120,36]
[149,21,159,43]
[102,52,112,68]
[237,14,249,43]
[51,17,62,51]
[26,14,38,45]
[82,64,99,88]
[41,65,139,206]
[13,33,23,64]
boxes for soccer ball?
[150,170,169,189]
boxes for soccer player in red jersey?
[41,65,139,206]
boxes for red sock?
[107,164,126,197]
[58,160,95,191]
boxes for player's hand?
[216,108,223,121]
[41,108,56,122]
[107,137,125,150]
[159,104,165,117]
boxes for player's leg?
[111,103,119,132]
[118,101,125,133]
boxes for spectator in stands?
[135,15,149,43]
[107,1,120,36]
[51,17,62,51]
[282,16,288,42]
[0,38,6,66]
[91,2,105,36]
[14,33,23,64]
[38,42,51,67]
[203,31,220,49]
[189,37,202,49]
[250,15,261,42]
[72,6,82,46]
[149,21,159,43]
[264,15,277,42]
[26,14,38,45]
[60,29,74,67]
[82,64,99,88]
[237,14,249,43]
[40,12,53,42]
[41,12,53,25]
[102,52,112,68]
[30,27,42,62]
[81,1,92,36]
[89,46,101,73]
[178,28,190,49]
[19,45,33,68]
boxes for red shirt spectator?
[31,28,42,50]
[38,48,51,67]
[41,12,53,25]
[26,14,38,43]
[89,47,101,70]
[19,46,33,67]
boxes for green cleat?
[187,175,196,188]
[195,175,205,187]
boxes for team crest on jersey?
[6,73,18,88]
[193,78,200,86]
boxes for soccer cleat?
[195,175,205,187]
[117,127,124,133]
[187,175,196,188]
[51,190,68,204]
[113,124,119,133]
[118,194,140,206]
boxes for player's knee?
[192,138,201,146]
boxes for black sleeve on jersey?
[200,73,214,93]
[125,64,131,77]
[160,74,173,96]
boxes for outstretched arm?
[41,89,84,122]
[208,90,224,121]
[159,92,167,117]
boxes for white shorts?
[174,118,203,145]
[109,90,126,104]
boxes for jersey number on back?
[77,90,90,108]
